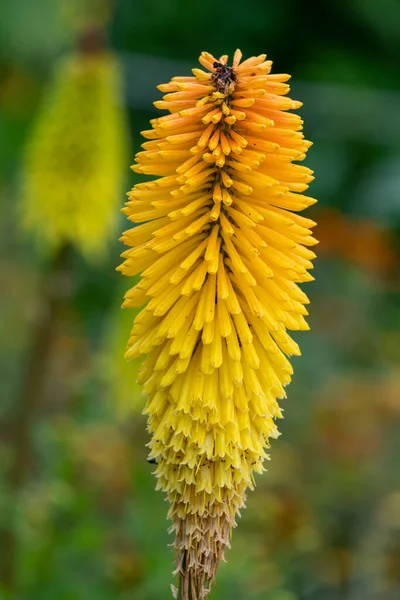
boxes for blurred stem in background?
[0,3,129,591]
[0,243,73,591]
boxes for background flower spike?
[22,42,128,262]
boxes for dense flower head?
[119,50,317,599]
[22,51,128,261]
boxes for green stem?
[0,244,72,594]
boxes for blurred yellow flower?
[119,50,317,599]
[101,297,144,419]
[22,49,128,261]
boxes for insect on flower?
[211,61,237,94]
[119,50,317,600]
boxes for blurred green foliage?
[0,1,399,599]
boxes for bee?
[212,61,237,95]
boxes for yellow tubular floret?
[119,50,317,600]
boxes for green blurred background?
[1,0,399,599]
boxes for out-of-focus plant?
[100,296,143,420]
[21,29,128,262]
[316,207,398,280]
[0,21,129,595]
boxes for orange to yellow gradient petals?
[119,50,317,600]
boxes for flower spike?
[119,50,317,600]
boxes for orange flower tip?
[153,101,165,109]
[304,197,317,207]
[232,48,243,67]
[202,51,217,61]
[224,115,236,125]
[199,56,216,72]
[174,82,188,91]
[195,98,207,108]
[191,68,211,81]
[140,129,158,140]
